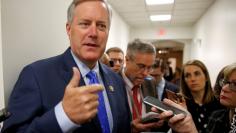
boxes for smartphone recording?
[143,96,187,116]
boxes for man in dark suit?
[150,59,179,101]
[1,0,131,132]
[147,59,180,132]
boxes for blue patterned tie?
[86,71,110,133]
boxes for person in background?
[214,66,227,100]
[1,0,131,132]
[150,59,179,101]
[164,61,174,81]
[158,62,236,133]
[207,62,236,132]
[100,53,114,67]
[171,67,181,87]
[106,47,124,73]
[121,39,165,133]
[180,59,223,133]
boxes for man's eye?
[97,24,107,31]
[231,82,236,87]
[137,64,145,69]
[79,22,89,28]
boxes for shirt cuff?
[55,102,80,133]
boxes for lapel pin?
[109,86,114,92]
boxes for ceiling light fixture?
[150,15,171,21]
[145,0,174,5]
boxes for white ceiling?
[107,0,215,28]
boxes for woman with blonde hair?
[206,63,236,132]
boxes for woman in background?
[180,59,223,133]
[159,62,236,133]
[207,63,236,132]
[214,66,226,100]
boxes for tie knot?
[86,71,96,78]
[132,85,139,91]
[86,71,99,84]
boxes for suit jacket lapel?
[99,63,118,133]
[60,48,102,132]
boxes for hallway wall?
[192,0,236,83]
[0,0,5,110]
[129,0,236,84]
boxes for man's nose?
[88,23,98,38]
[142,68,150,76]
[113,60,121,65]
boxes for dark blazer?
[2,48,131,133]
[142,77,179,103]
[141,78,179,132]
[160,81,179,100]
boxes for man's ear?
[125,55,129,61]
[66,23,71,36]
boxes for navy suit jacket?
[141,77,179,103]
[2,48,131,133]
[141,77,179,132]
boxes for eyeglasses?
[110,58,123,64]
[219,79,236,90]
[132,61,153,73]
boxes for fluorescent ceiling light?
[150,15,171,21]
[146,0,174,5]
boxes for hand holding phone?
[141,112,160,124]
[166,89,185,104]
[143,96,187,116]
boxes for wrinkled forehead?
[74,0,111,21]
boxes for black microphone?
[0,108,11,122]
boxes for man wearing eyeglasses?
[106,47,124,73]
[120,39,165,132]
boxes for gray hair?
[126,39,156,60]
[67,0,112,26]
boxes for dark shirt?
[206,109,230,133]
[186,98,224,133]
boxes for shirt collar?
[70,50,99,79]
[121,68,135,91]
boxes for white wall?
[107,6,130,54]
[191,0,236,83]
[130,0,236,84]
[1,0,71,105]
[0,0,5,109]
[0,0,5,129]
[1,0,130,104]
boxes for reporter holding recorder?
[157,62,236,133]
